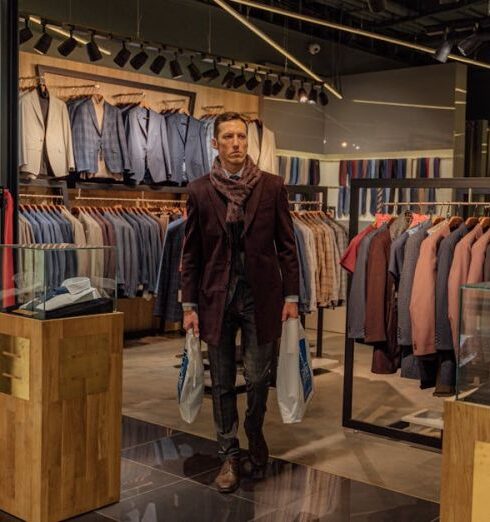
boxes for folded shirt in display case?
[0,244,116,319]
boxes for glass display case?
[0,244,116,319]
[456,282,490,403]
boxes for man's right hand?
[183,310,200,337]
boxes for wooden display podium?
[440,400,490,522]
[0,312,123,522]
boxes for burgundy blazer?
[181,172,299,346]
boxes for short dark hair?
[213,112,248,138]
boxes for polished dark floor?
[0,416,440,522]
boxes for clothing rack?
[286,185,334,359]
[19,179,70,206]
[343,176,490,451]
[19,193,65,201]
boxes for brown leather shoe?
[214,458,240,494]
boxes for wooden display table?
[0,312,123,522]
[441,400,490,522]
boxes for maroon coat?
[181,172,299,346]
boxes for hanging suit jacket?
[166,113,209,184]
[70,98,130,175]
[181,172,299,346]
[248,122,278,174]
[19,90,75,177]
[126,107,172,184]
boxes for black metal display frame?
[343,177,490,450]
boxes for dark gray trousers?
[207,281,275,459]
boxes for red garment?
[2,189,14,308]
[340,225,375,273]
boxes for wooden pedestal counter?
[0,312,124,522]
[441,400,490,522]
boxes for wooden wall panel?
[20,52,260,118]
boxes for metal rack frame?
[343,177,490,450]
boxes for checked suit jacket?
[70,98,130,175]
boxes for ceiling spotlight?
[34,22,53,55]
[298,83,308,103]
[271,78,284,96]
[308,86,318,104]
[233,68,246,89]
[187,56,202,82]
[285,79,296,100]
[150,51,167,75]
[341,141,348,148]
[221,66,235,88]
[114,40,131,67]
[130,46,149,70]
[246,71,261,91]
[202,60,220,80]
[262,75,273,96]
[435,39,453,63]
[170,54,183,79]
[457,25,490,57]
[319,90,329,106]
[19,18,33,45]
[57,27,77,56]
[86,33,102,62]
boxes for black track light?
[150,52,167,75]
[86,33,102,62]
[34,23,53,55]
[319,90,329,106]
[246,71,260,91]
[114,41,131,67]
[19,18,33,45]
[233,68,246,89]
[57,28,77,57]
[285,79,296,100]
[202,60,220,81]
[298,83,308,103]
[262,75,273,96]
[457,30,490,57]
[271,78,284,96]
[130,46,149,70]
[187,57,202,82]
[308,86,318,104]
[221,66,235,88]
[170,54,183,79]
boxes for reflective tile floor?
[0,416,440,522]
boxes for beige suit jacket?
[19,90,75,177]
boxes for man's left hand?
[282,302,299,322]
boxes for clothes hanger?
[465,216,479,229]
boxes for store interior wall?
[264,63,461,156]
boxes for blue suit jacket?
[125,107,172,184]
[165,113,209,185]
[70,98,130,175]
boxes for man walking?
[181,112,299,493]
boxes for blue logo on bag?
[299,338,313,401]
[177,349,189,402]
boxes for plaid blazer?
[69,98,130,175]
